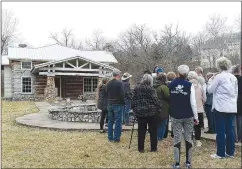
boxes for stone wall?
[12,61,36,100]
[49,111,101,123]
[44,76,57,101]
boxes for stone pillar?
[44,76,57,101]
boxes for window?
[21,61,32,69]
[84,78,98,92]
[21,77,32,94]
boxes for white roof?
[3,44,118,65]
[1,55,9,65]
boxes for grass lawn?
[2,100,241,168]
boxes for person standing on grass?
[169,65,198,169]
[132,74,162,153]
[154,74,170,141]
[97,77,109,133]
[121,72,133,126]
[207,57,238,159]
[204,72,216,134]
[164,72,177,138]
[106,70,125,143]
[195,66,206,129]
[188,71,206,147]
[231,64,242,143]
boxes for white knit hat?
[177,65,189,75]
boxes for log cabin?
[1,44,119,100]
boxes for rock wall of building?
[11,60,45,101]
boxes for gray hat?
[112,69,121,76]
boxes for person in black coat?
[231,65,242,142]
[132,74,162,153]
[97,77,109,133]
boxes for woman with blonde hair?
[188,71,206,147]
[164,71,177,138]
[97,77,109,133]
[208,57,238,159]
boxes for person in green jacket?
[154,74,170,141]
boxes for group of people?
[96,56,241,169]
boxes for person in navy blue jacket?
[169,65,199,169]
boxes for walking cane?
[128,117,136,149]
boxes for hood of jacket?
[153,78,164,88]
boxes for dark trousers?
[205,104,216,132]
[164,116,169,138]
[194,113,204,140]
[100,109,108,130]
[214,109,235,157]
[137,115,158,151]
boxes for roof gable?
[32,55,119,73]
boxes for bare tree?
[200,14,229,68]
[191,32,207,57]
[50,28,83,50]
[85,30,106,50]
[115,23,192,83]
[205,14,228,39]
[1,9,18,55]
[235,14,241,32]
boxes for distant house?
[200,33,240,69]
[1,44,119,100]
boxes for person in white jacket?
[207,57,238,159]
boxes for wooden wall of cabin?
[61,76,83,99]
[34,75,47,98]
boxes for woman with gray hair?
[207,57,238,159]
[132,74,162,153]
[169,65,198,169]
[188,71,206,147]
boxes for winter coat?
[131,83,162,118]
[154,81,170,122]
[122,80,132,102]
[189,79,205,113]
[97,85,108,111]
[235,75,242,116]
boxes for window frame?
[83,77,98,93]
[21,61,32,70]
[21,76,33,94]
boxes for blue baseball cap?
[156,67,164,73]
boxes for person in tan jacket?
[188,71,206,147]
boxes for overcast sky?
[3,2,241,48]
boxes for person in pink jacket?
[188,71,206,147]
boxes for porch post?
[44,75,58,101]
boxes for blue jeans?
[237,115,242,142]
[123,100,131,124]
[214,109,235,157]
[107,104,124,141]
[205,104,216,132]
[157,119,168,141]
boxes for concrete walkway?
[16,101,138,131]
[16,102,241,146]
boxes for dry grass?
[2,100,241,168]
